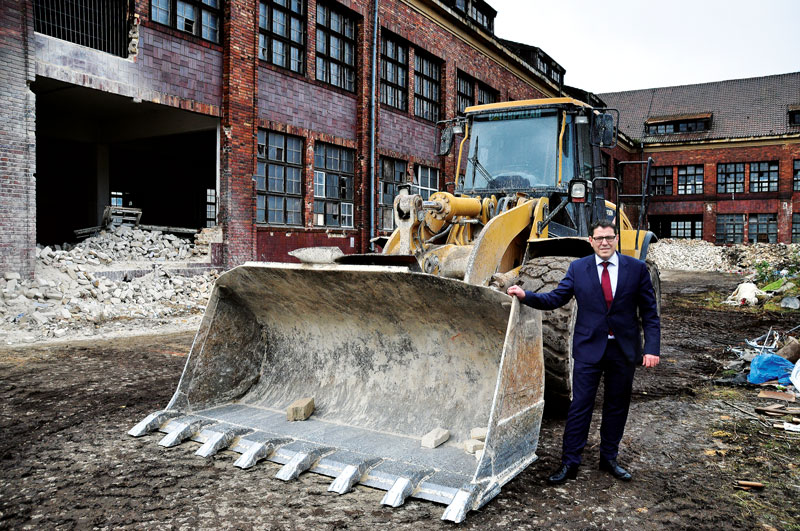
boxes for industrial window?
[151,0,221,43]
[794,160,800,191]
[477,82,498,106]
[414,51,441,122]
[259,0,305,73]
[670,220,703,239]
[314,143,355,228]
[316,2,356,91]
[749,161,779,193]
[379,158,406,231]
[413,165,439,200]
[677,165,703,195]
[34,0,131,57]
[748,213,778,243]
[469,3,493,31]
[646,119,709,135]
[456,71,474,115]
[380,34,408,111]
[717,163,745,194]
[793,214,800,243]
[650,167,672,195]
[715,214,744,244]
[256,131,304,226]
[205,188,217,227]
[110,191,123,207]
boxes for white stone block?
[470,427,488,441]
[421,428,450,449]
[464,439,485,454]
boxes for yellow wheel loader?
[129,97,659,523]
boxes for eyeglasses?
[591,235,617,242]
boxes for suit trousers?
[561,339,636,467]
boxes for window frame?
[259,0,306,74]
[477,82,497,106]
[715,213,745,244]
[413,50,441,122]
[313,143,355,228]
[677,165,704,195]
[151,0,222,43]
[748,213,778,243]
[413,164,439,200]
[794,160,800,191]
[256,130,305,227]
[646,119,709,135]
[670,219,703,239]
[717,163,745,194]
[380,33,409,111]
[379,157,406,231]
[792,213,800,243]
[650,166,673,196]
[315,2,356,91]
[456,71,475,115]
[748,161,779,193]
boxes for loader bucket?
[129,262,544,522]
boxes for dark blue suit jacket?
[521,252,660,364]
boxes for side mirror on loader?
[591,110,619,148]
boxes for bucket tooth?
[275,447,333,481]
[441,486,477,523]
[328,458,382,495]
[195,426,252,458]
[381,469,433,508]
[128,410,181,437]
[233,437,290,469]
[158,418,213,448]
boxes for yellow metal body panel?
[528,197,549,240]
[463,199,535,286]
[618,230,649,260]
[465,97,591,114]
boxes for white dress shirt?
[595,252,619,338]
[594,251,619,296]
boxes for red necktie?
[601,262,613,308]
[601,262,613,336]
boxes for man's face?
[590,226,617,260]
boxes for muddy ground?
[1,271,798,530]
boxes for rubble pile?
[648,239,730,271]
[720,243,800,272]
[650,239,800,273]
[39,226,208,265]
[1,227,216,344]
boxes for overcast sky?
[490,0,800,94]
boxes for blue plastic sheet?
[747,354,795,385]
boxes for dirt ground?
[1,270,798,530]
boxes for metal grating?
[34,0,132,58]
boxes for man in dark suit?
[507,220,660,484]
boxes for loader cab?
[455,98,617,236]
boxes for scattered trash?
[780,296,800,310]
[757,389,796,402]
[776,336,800,363]
[735,480,764,490]
[748,355,796,386]
[724,282,769,306]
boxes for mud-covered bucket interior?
[170,263,513,444]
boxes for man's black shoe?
[599,458,632,481]
[546,463,579,485]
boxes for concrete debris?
[286,397,315,421]
[648,239,800,273]
[1,226,218,345]
[469,427,487,441]
[421,428,450,449]
[464,439,485,454]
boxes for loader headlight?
[569,180,588,203]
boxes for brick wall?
[622,142,800,242]
[0,0,36,278]
[34,26,223,115]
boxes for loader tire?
[646,259,661,316]
[516,256,578,414]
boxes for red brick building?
[602,73,800,244]
[0,0,566,278]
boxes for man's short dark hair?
[590,220,617,237]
